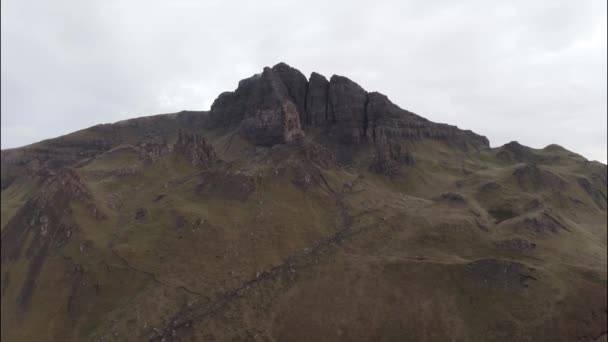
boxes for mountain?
[1,62,606,342]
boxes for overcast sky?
[1,0,606,162]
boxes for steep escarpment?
[207,62,489,150]
[206,66,305,146]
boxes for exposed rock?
[440,192,466,203]
[497,141,538,163]
[138,139,170,162]
[488,207,518,223]
[297,140,336,168]
[173,131,218,167]
[208,66,305,146]
[1,110,208,190]
[204,63,489,150]
[521,211,570,234]
[305,72,329,126]
[495,238,537,251]
[479,181,501,192]
[366,92,489,147]
[369,133,415,175]
[196,171,256,201]
[577,177,607,210]
[135,208,147,220]
[327,75,369,143]
[467,258,537,290]
[153,193,167,202]
[272,62,309,124]
[512,164,565,191]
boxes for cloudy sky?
[1,0,606,162]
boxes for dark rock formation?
[467,258,537,290]
[272,62,309,125]
[297,140,336,169]
[173,131,218,167]
[512,164,565,191]
[521,211,571,234]
[305,72,329,126]
[440,192,466,203]
[0,110,208,190]
[137,139,170,162]
[366,92,489,147]
[577,176,607,210]
[207,66,305,146]
[134,208,147,220]
[495,238,536,251]
[369,133,415,175]
[206,62,489,150]
[327,75,369,143]
[497,141,539,163]
[196,171,256,201]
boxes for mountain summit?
[1,63,606,342]
[206,62,488,148]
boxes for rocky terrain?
[1,63,606,342]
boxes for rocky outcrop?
[366,92,489,147]
[137,139,170,162]
[327,75,369,143]
[173,131,218,167]
[369,133,415,175]
[1,110,208,190]
[306,72,329,126]
[195,171,256,201]
[512,164,565,191]
[466,259,537,290]
[297,140,336,169]
[577,173,607,210]
[494,238,536,251]
[206,62,489,149]
[496,141,539,163]
[207,66,305,146]
[271,62,308,125]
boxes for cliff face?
[207,62,489,149]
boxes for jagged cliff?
[207,62,488,149]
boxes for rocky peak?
[208,65,305,146]
[207,62,489,149]
[173,130,218,167]
[271,62,309,124]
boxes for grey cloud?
[1,0,606,162]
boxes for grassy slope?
[1,133,606,342]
